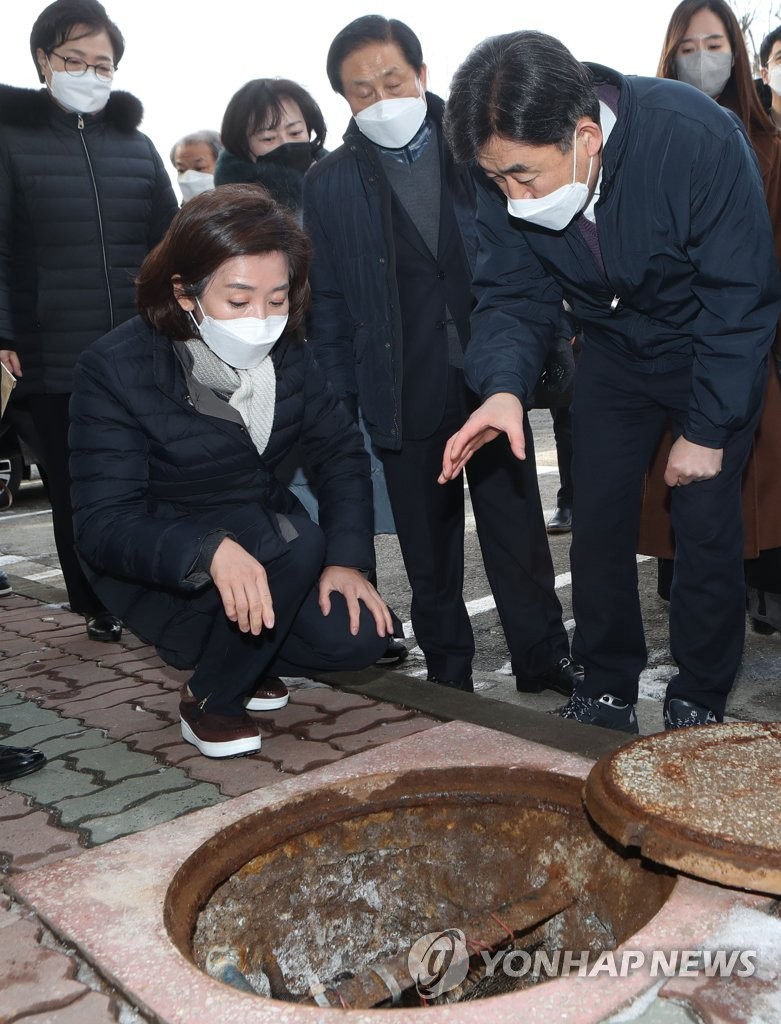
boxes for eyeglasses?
[48,49,115,81]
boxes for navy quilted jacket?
[466,66,781,447]
[0,84,178,395]
[69,317,374,643]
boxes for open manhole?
[165,765,675,1009]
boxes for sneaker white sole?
[245,694,289,711]
[180,717,261,758]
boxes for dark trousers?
[14,393,104,616]
[570,344,759,715]
[379,369,568,683]
[118,515,386,716]
[551,406,573,507]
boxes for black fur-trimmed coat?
[0,84,178,394]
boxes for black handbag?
[531,335,576,409]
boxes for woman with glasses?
[639,0,781,635]
[69,185,393,758]
[0,0,178,640]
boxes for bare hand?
[318,566,394,638]
[439,392,526,483]
[209,538,274,635]
[0,350,22,377]
[664,436,723,488]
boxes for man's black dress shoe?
[86,614,123,643]
[516,656,583,696]
[375,638,409,667]
[427,674,474,693]
[546,506,572,534]
[0,744,46,782]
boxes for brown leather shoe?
[246,677,289,711]
[179,687,260,758]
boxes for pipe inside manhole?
[165,766,675,1008]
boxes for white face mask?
[354,91,427,148]
[506,131,593,231]
[191,299,288,369]
[768,65,781,97]
[178,170,215,202]
[47,63,112,114]
[674,50,733,98]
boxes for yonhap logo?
[405,932,757,1000]
[407,929,470,998]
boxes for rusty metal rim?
[164,765,585,960]
[583,723,781,896]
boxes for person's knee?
[323,600,387,668]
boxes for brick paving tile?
[132,692,180,717]
[257,734,345,773]
[0,601,58,624]
[79,783,224,844]
[131,666,191,688]
[48,638,126,659]
[0,807,84,873]
[0,788,36,821]
[289,688,382,712]
[0,651,81,679]
[0,721,97,750]
[21,623,86,640]
[31,730,112,760]
[91,657,165,676]
[19,681,95,707]
[0,917,89,1018]
[127,723,186,756]
[146,740,197,766]
[66,743,162,782]
[177,753,289,797]
[330,716,440,753]
[2,677,77,704]
[8,765,101,804]
[0,638,48,658]
[301,704,418,741]
[15,990,121,1023]
[255,702,329,732]
[49,665,127,687]
[72,704,170,740]
[47,683,165,715]
[89,648,158,668]
[0,695,80,735]
[53,767,206,825]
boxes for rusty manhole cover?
[584,721,781,894]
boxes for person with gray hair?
[440,30,781,732]
[170,129,222,202]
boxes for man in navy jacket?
[441,31,781,731]
[305,16,577,694]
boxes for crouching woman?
[69,184,392,758]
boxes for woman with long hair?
[640,0,781,635]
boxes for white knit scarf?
[187,339,277,456]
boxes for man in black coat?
[304,16,577,695]
[0,0,178,638]
[440,31,781,731]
